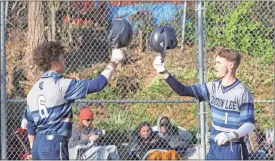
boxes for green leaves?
[206,1,274,64]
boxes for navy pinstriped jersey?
[24,72,89,137]
[191,79,255,139]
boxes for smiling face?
[139,125,151,139]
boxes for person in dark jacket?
[127,121,171,160]
[154,116,193,155]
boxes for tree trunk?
[24,1,44,93]
[48,1,60,41]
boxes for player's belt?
[45,135,55,140]
[210,134,244,143]
[45,134,68,141]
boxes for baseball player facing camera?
[23,19,132,160]
[150,26,255,160]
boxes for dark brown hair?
[217,48,242,69]
[135,121,153,137]
[33,41,66,72]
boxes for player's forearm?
[87,62,119,93]
[28,134,35,149]
[100,62,118,82]
[87,75,108,93]
[165,74,196,97]
[235,122,255,138]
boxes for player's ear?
[228,61,234,71]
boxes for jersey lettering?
[38,95,48,119]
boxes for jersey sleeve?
[59,78,89,101]
[165,74,211,102]
[87,75,108,93]
[240,91,255,124]
[23,106,37,135]
[190,82,211,102]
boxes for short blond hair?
[217,48,242,69]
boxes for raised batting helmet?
[107,19,133,49]
[149,26,177,57]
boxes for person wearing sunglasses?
[154,116,192,156]
[69,104,118,160]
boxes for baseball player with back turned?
[149,26,255,160]
[23,19,133,160]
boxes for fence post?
[181,0,187,50]
[197,0,206,159]
[273,2,275,159]
[1,1,7,159]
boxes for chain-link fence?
[1,0,274,160]
[204,1,275,160]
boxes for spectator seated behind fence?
[69,104,119,160]
[127,121,171,160]
[152,116,193,155]
[7,118,32,160]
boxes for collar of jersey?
[41,72,63,80]
[221,79,240,93]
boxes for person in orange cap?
[78,107,95,131]
[69,104,104,148]
[68,104,118,160]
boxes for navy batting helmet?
[149,26,177,56]
[107,19,133,49]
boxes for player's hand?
[89,134,99,142]
[214,132,237,146]
[153,55,166,73]
[111,49,124,64]
[26,154,32,160]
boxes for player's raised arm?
[83,48,125,94]
[60,48,125,101]
[89,18,133,91]
[150,26,209,102]
[85,18,133,93]
[61,19,133,100]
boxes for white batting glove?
[111,49,124,64]
[214,132,237,146]
[153,55,166,73]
